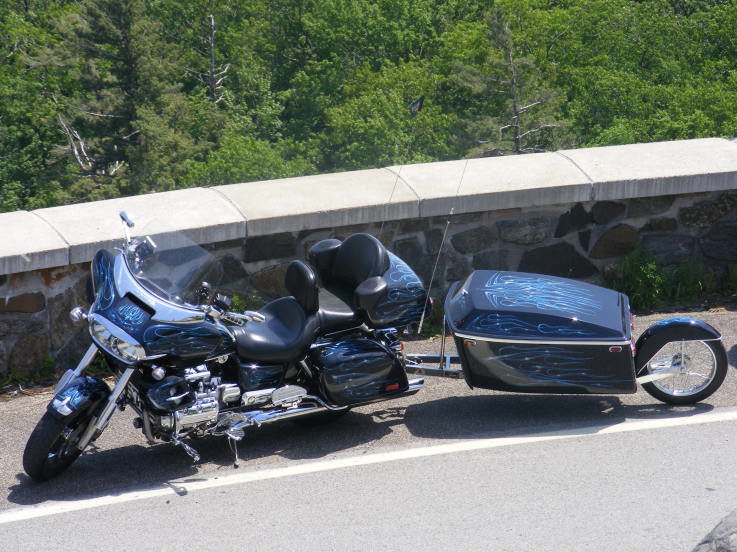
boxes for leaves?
[2,0,737,211]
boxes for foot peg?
[271,385,307,406]
[171,435,201,463]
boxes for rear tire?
[640,340,727,405]
[23,410,93,482]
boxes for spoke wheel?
[23,410,93,482]
[640,340,727,405]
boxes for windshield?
[124,219,223,307]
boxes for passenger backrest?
[330,233,390,291]
[284,260,319,314]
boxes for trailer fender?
[635,317,722,372]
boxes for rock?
[472,250,510,271]
[679,191,737,228]
[578,230,591,251]
[216,255,250,292]
[425,228,445,255]
[0,340,7,379]
[554,203,590,237]
[641,217,678,232]
[249,262,290,299]
[8,333,49,378]
[641,233,696,265]
[590,225,638,259]
[627,196,675,218]
[450,226,496,254]
[445,254,471,283]
[591,201,626,225]
[393,237,441,286]
[0,292,46,313]
[692,509,737,552]
[245,232,298,262]
[701,221,737,263]
[48,278,89,351]
[0,316,46,336]
[398,218,430,234]
[497,216,552,245]
[53,327,91,373]
[518,242,598,278]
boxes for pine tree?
[452,5,567,157]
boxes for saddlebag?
[310,338,408,406]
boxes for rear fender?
[47,376,111,423]
[635,317,722,372]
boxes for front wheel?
[640,340,728,405]
[23,410,94,482]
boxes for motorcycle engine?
[146,364,241,432]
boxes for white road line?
[3,407,737,525]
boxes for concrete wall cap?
[33,187,245,265]
[215,168,419,236]
[561,138,737,200]
[393,152,593,217]
[0,211,70,274]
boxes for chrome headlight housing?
[89,314,146,364]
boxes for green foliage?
[229,289,267,312]
[606,251,726,312]
[608,249,667,311]
[2,0,737,209]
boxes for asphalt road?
[1,308,736,551]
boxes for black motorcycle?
[23,212,427,481]
[24,211,728,482]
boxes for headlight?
[89,314,146,363]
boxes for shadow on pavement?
[6,408,400,508]
[6,391,717,508]
[404,392,714,440]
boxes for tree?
[451,4,567,157]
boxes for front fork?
[53,344,136,451]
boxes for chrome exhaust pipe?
[225,380,425,434]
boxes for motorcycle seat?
[231,297,318,363]
[308,233,390,331]
[317,286,360,331]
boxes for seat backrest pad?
[285,260,319,314]
[331,233,390,291]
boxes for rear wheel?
[640,340,727,405]
[23,410,94,482]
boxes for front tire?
[640,339,728,405]
[23,410,93,482]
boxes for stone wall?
[1,137,736,380]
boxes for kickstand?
[228,437,240,468]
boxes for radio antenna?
[378,165,403,237]
[417,158,470,334]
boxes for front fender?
[635,317,722,372]
[47,376,111,423]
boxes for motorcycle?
[23,212,728,482]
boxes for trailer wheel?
[640,339,727,405]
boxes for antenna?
[378,165,403,237]
[417,159,470,334]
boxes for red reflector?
[609,346,623,353]
[385,383,400,392]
